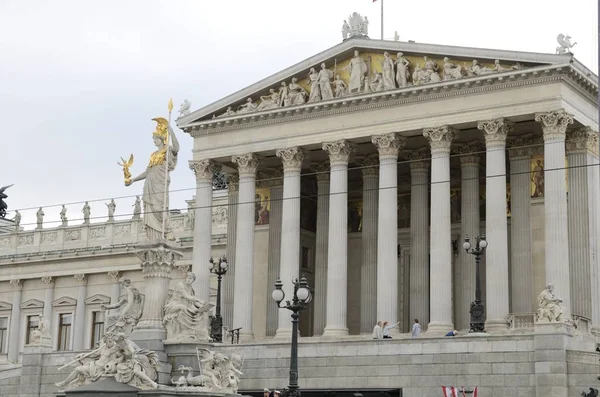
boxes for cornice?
[184,64,595,137]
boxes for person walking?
[411,319,421,338]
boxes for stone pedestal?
[131,241,182,385]
[533,321,573,397]
[19,344,52,397]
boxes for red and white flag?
[442,386,458,397]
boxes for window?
[25,315,39,345]
[58,313,72,351]
[0,317,7,354]
[91,311,105,348]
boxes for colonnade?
[188,109,598,337]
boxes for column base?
[238,330,255,343]
[484,319,509,334]
[425,321,453,336]
[322,326,349,337]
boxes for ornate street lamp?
[463,235,488,333]
[272,276,313,397]
[209,255,228,343]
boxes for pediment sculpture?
[101,278,144,335]
[535,283,564,322]
[56,331,160,391]
[170,348,243,394]
[163,272,214,340]
[210,52,525,120]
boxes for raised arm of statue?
[168,125,180,154]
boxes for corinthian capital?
[322,140,356,165]
[41,276,54,286]
[189,159,222,182]
[371,133,407,158]
[107,271,122,281]
[232,153,262,175]
[534,109,574,142]
[312,161,330,183]
[423,126,457,153]
[454,142,483,166]
[257,168,284,188]
[10,279,22,289]
[227,173,239,192]
[276,146,307,171]
[74,274,87,284]
[566,126,599,156]
[477,118,512,147]
[357,154,379,177]
[405,147,430,172]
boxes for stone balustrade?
[507,313,535,330]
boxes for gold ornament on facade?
[117,154,134,186]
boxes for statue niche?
[163,272,214,340]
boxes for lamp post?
[209,255,228,343]
[463,234,488,333]
[272,276,312,397]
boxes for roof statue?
[343,12,369,41]
[556,34,576,54]
[179,99,191,118]
[0,184,14,219]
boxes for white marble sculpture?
[60,205,68,227]
[395,52,410,87]
[307,67,321,103]
[257,89,281,111]
[56,331,160,391]
[556,34,576,54]
[342,50,368,94]
[30,315,50,344]
[341,20,350,40]
[163,272,213,340]
[82,202,91,225]
[423,56,441,83]
[170,349,243,394]
[132,196,141,220]
[217,106,236,118]
[536,283,564,322]
[380,52,396,90]
[101,278,144,335]
[346,12,369,38]
[465,59,495,76]
[317,63,335,100]
[285,78,307,106]
[106,199,116,222]
[237,98,257,114]
[179,99,191,117]
[442,57,463,80]
[333,74,347,98]
[36,207,44,229]
[13,210,21,228]
[369,72,384,92]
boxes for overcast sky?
[1,0,597,229]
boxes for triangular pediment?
[85,294,111,306]
[0,301,12,311]
[52,296,77,307]
[178,37,581,128]
[20,299,44,310]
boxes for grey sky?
[1,0,597,229]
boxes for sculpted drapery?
[127,118,180,240]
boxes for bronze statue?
[0,184,14,219]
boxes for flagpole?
[161,98,174,240]
[380,0,384,40]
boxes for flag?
[442,386,458,397]
[458,386,478,397]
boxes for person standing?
[411,319,421,338]
[372,321,383,339]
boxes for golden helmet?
[152,117,169,142]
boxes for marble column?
[72,274,87,351]
[455,144,481,330]
[274,147,306,338]
[322,139,355,337]
[372,133,405,330]
[566,127,596,319]
[312,162,330,336]
[423,126,456,334]
[8,279,22,363]
[477,119,511,332]
[534,109,573,320]
[223,174,239,329]
[41,277,54,337]
[108,271,122,304]
[507,138,535,313]
[585,131,600,330]
[190,160,222,303]
[232,153,261,340]
[407,148,430,329]
[264,170,283,337]
[359,154,379,333]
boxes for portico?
[177,36,598,340]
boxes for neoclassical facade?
[0,35,599,397]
